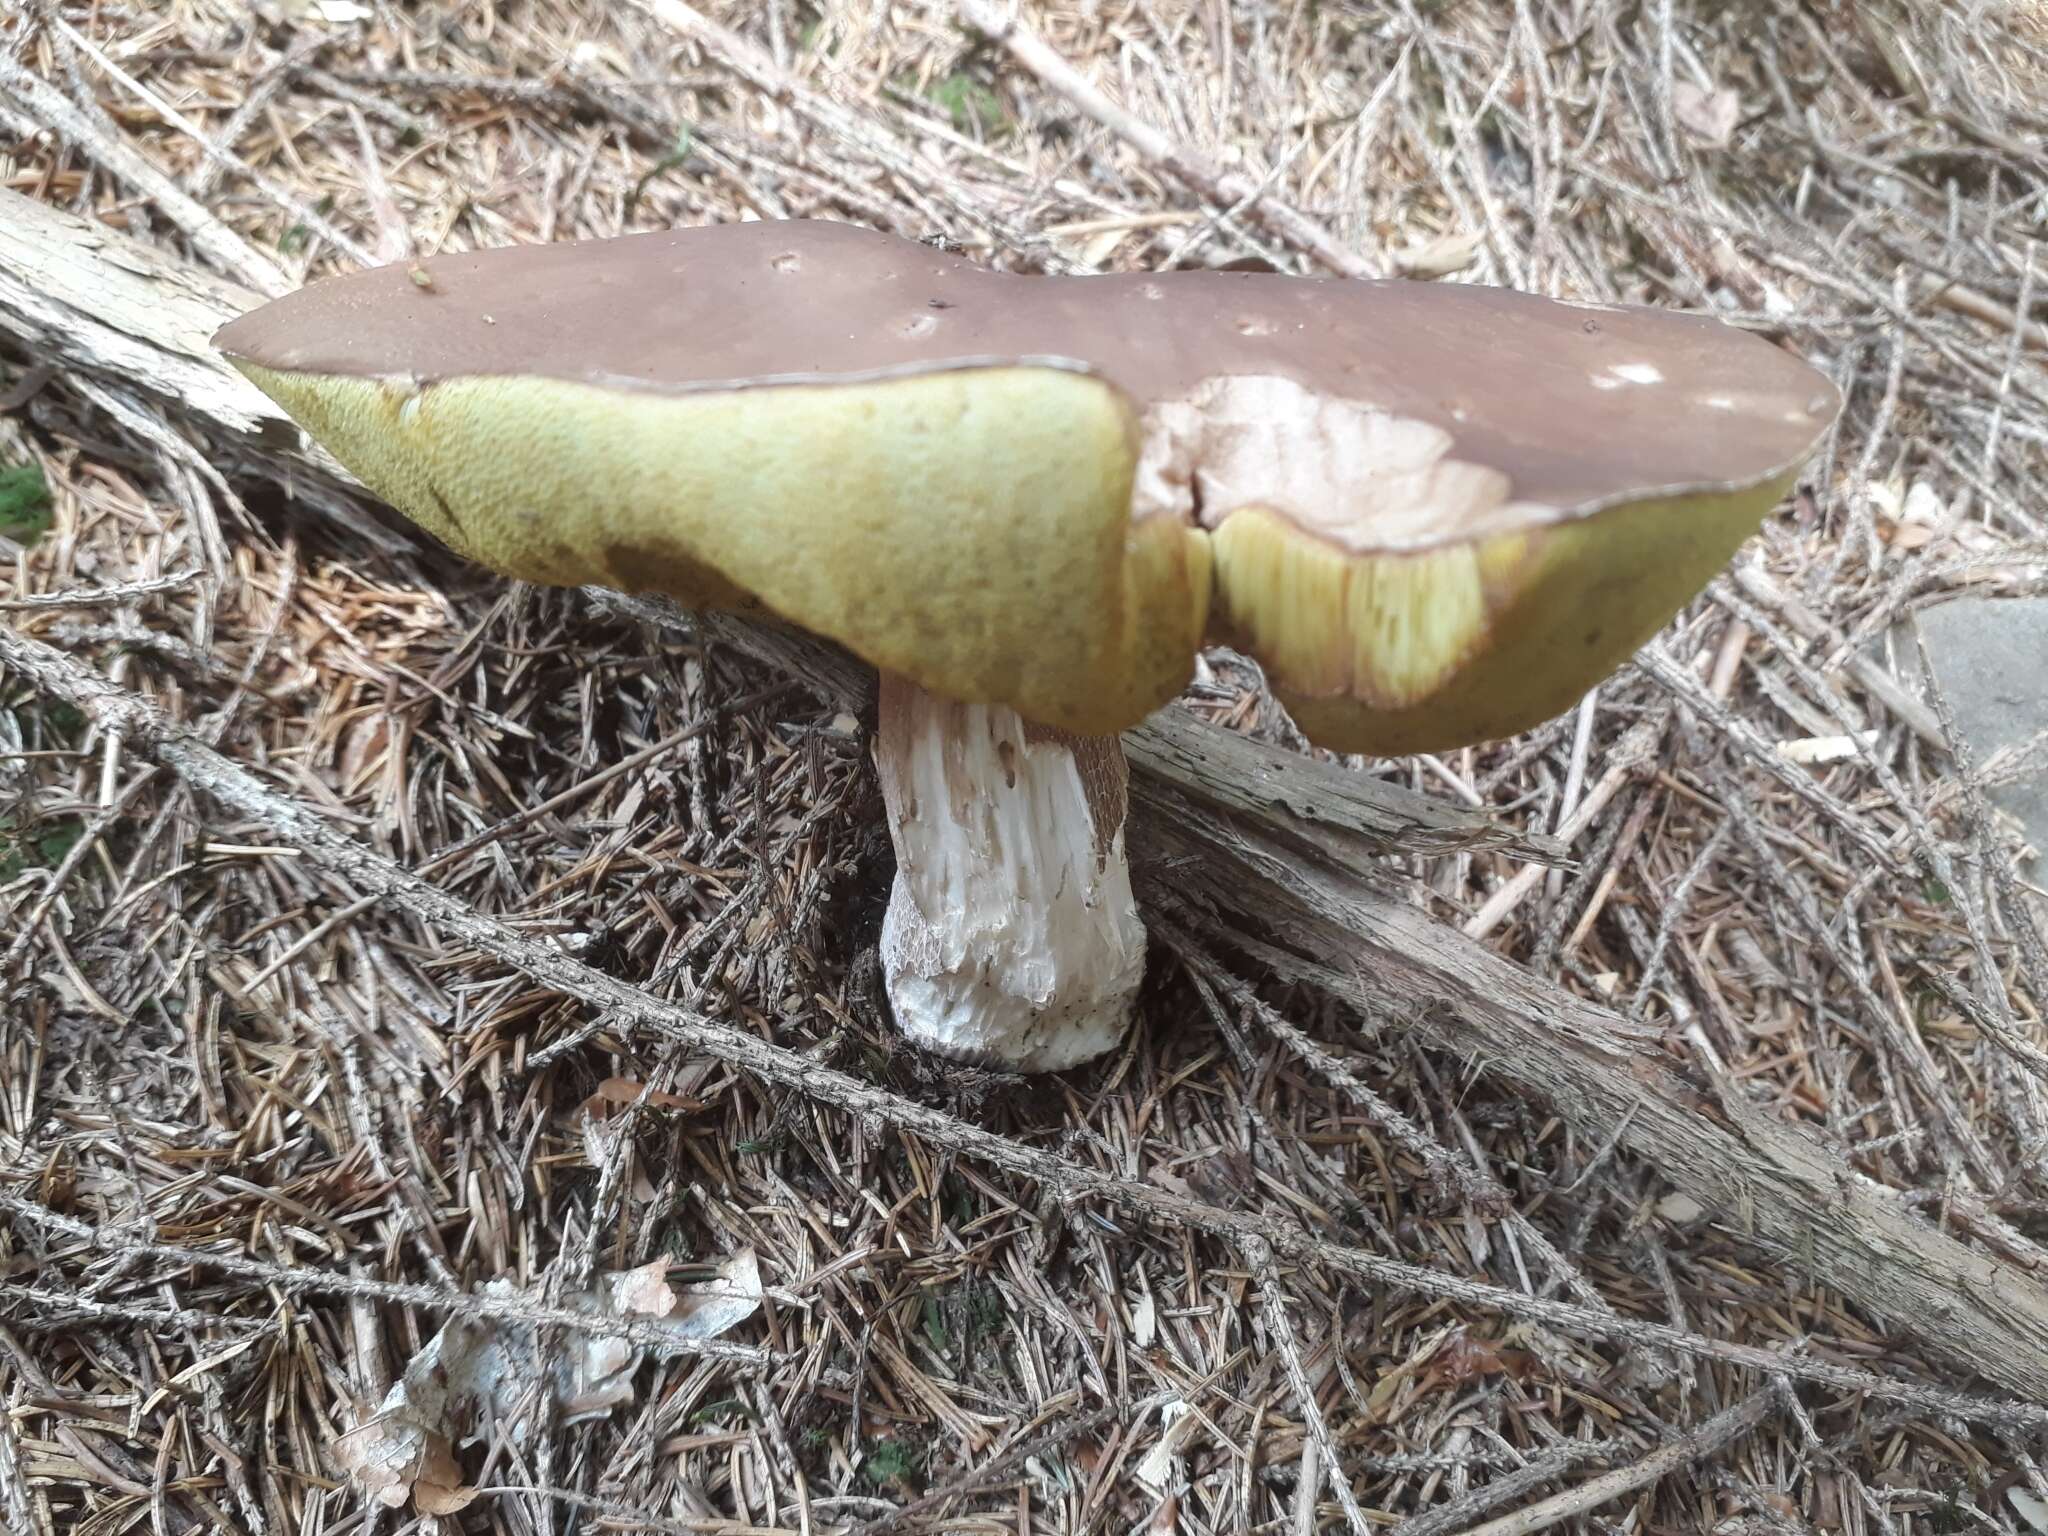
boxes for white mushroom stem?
[873,672,1146,1072]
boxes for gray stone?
[1911,596,2048,861]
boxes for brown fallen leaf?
[332,1412,434,1509]
[576,1076,707,1120]
[411,1435,476,1517]
[1422,1328,1539,1388]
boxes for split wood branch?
[1132,778,2048,1407]
[591,591,1560,866]
[0,188,410,553]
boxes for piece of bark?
[10,186,2048,1402]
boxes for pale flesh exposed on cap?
[215,219,1840,1070]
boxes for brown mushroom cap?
[216,219,1839,747]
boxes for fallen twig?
[1451,1388,1780,1536]
[1246,1237,1375,1536]
[0,569,205,611]
[956,0,1382,278]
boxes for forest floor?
[3,2,2047,1533]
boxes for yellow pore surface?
[237,362,1212,738]
[236,360,1783,751]
[1210,475,1790,754]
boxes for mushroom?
[214,219,1838,1072]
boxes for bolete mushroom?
[214,219,1838,1072]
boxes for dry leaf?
[411,1435,476,1517]
[577,1080,708,1195]
[576,1076,706,1121]
[1422,1330,1537,1388]
[610,1258,678,1317]
[1878,480,1948,550]
[331,1254,761,1513]
[671,1249,765,1340]
[1901,481,1946,524]
[332,1413,437,1509]
[1673,81,1741,146]
[1363,1366,1409,1420]
[1863,477,1906,527]
[1393,229,1483,279]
